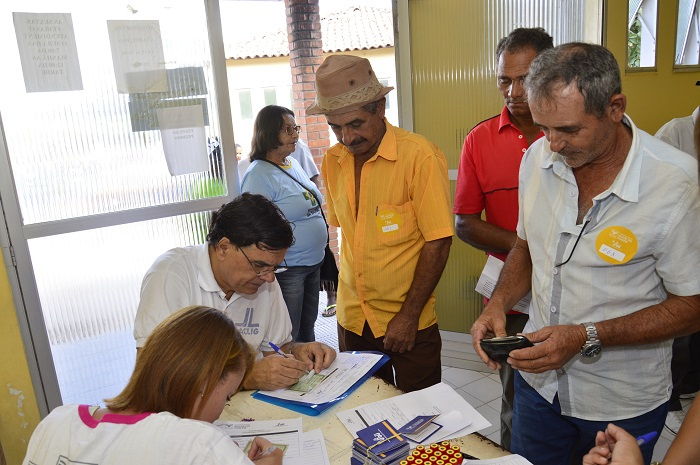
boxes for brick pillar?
[285,0,338,263]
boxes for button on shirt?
[517,115,700,420]
[321,120,454,337]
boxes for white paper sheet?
[285,429,330,465]
[13,12,83,93]
[156,104,208,175]
[336,382,491,442]
[464,454,534,465]
[475,255,531,313]
[214,417,302,458]
[107,20,167,94]
[257,352,383,405]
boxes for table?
[220,378,509,464]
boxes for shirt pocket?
[375,201,420,246]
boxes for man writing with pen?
[134,193,336,391]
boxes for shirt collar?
[196,243,224,293]
[497,106,514,132]
[541,114,641,203]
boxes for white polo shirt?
[134,244,292,352]
[517,114,700,420]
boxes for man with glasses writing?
[470,43,700,465]
[134,193,336,391]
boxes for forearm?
[596,293,700,347]
[400,236,452,318]
[663,399,700,465]
[455,214,517,255]
[488,237,532,311]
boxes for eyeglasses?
[283,125,301,136]
[238,246,287,276]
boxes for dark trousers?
[338,321,442,392]
[512,371,666,465]
[498,312,529,450]
[669,331,700,410]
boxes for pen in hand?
[268,342,287,357]
[259,445,278,457]
[269,342,309,375]
[635,431,658,446]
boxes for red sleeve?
[453,132,485,215]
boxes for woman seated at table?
[23,306,282,465]
[241,105,327,343]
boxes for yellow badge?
[375,209,403,233]
[595,226,638,264]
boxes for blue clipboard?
[251,351,389,416]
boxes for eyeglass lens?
[285,125,301,136]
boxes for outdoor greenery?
[627,16,641,67]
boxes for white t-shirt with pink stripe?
[23,404,253,464]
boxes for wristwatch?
[580,322,602,357]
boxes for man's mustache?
[342,138,367,147]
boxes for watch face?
[582,344,602,357]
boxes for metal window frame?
[0,0,237,415]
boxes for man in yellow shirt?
[309,55,453,391]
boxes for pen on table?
[636,431,658,446]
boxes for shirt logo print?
[235,308,260,335]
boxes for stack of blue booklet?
[350,420,410,465]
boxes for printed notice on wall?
[107,20,168,94]
[156,104,208,176]
[13,12,83,93]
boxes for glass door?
[0,0,236,412]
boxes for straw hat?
[306,55,394,116]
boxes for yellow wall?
[0,256,41,464]
[605,1,700,133]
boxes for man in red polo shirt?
[453,27,552,450]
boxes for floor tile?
[441,367,484,388]
[455,386,484,409]
[476,403,501,437]
[652,436,672,463]
[487,373,501,383]
[487,398,501,414]
[461,376,502,404]
[486,430,502,448]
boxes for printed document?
[475,255,531,313]
[464,455,534,465]
[215,417,302,457]
[336,382,490,442]
[258,352,383,404]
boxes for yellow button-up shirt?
[321,120,454,337]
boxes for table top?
[220,378,509,464]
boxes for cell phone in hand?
[479,335,534,363]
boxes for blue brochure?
[251,351,389,416]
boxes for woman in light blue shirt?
[241,105,327,342]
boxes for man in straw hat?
[310,54,453,392]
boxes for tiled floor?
[313,299,694,463]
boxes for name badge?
[375,208,403,234]
[595,226,638,264]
